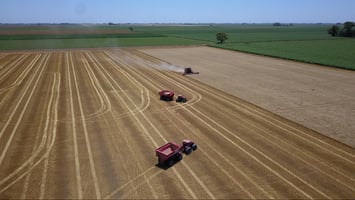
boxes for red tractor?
[176,95,187,103]
[159,90,174,101]
[156,140,197,167]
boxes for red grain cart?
[159,90,174,101]
[156,140,197,167]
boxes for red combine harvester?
[159,90,174,101]
[156,140,197,167]
[183,67,199,76]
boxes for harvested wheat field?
[141,46,355,148]
[0,48,354,199]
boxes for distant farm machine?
[183,67,199,76]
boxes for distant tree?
[129,26,134,31]
[328,25,340,36]
[216,32,228,44]
[341,21,355,37]
[329,21,355,37]
[273,22,281,26]
[343,21,355,30]
[351,26,355,37]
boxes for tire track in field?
[0,54,39,108]
[0,54,30,96]
[116,49,202,110]
[20,71,59,199]
[39,72,60,199]
[70,52,102,199]
[0,60,59,195]
[82,52,136,197]
[79,52,112,120]
[87,51,152,119]
[0,54,29,81]
[84,51,158,199]
[65,52,83,199]
[0,54,50,168]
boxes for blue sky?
[1,0,354,23]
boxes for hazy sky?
[1,0,354,23]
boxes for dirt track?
[0,48,354,199]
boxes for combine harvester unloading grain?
[183,67,199,76]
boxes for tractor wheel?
[185,146,192,155]
[166,159,174,167]
[191,144,197,151]
[176,153,183,161]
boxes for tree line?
[328,21,355,37]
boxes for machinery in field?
[183,67,199,75]
[176,95,187,103]
[159,90,174,101]
[156,140,197,167]
[159,90,188,103]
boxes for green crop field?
[0,24,354,70]
[0,37,204,50]
[135,24,355,70]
